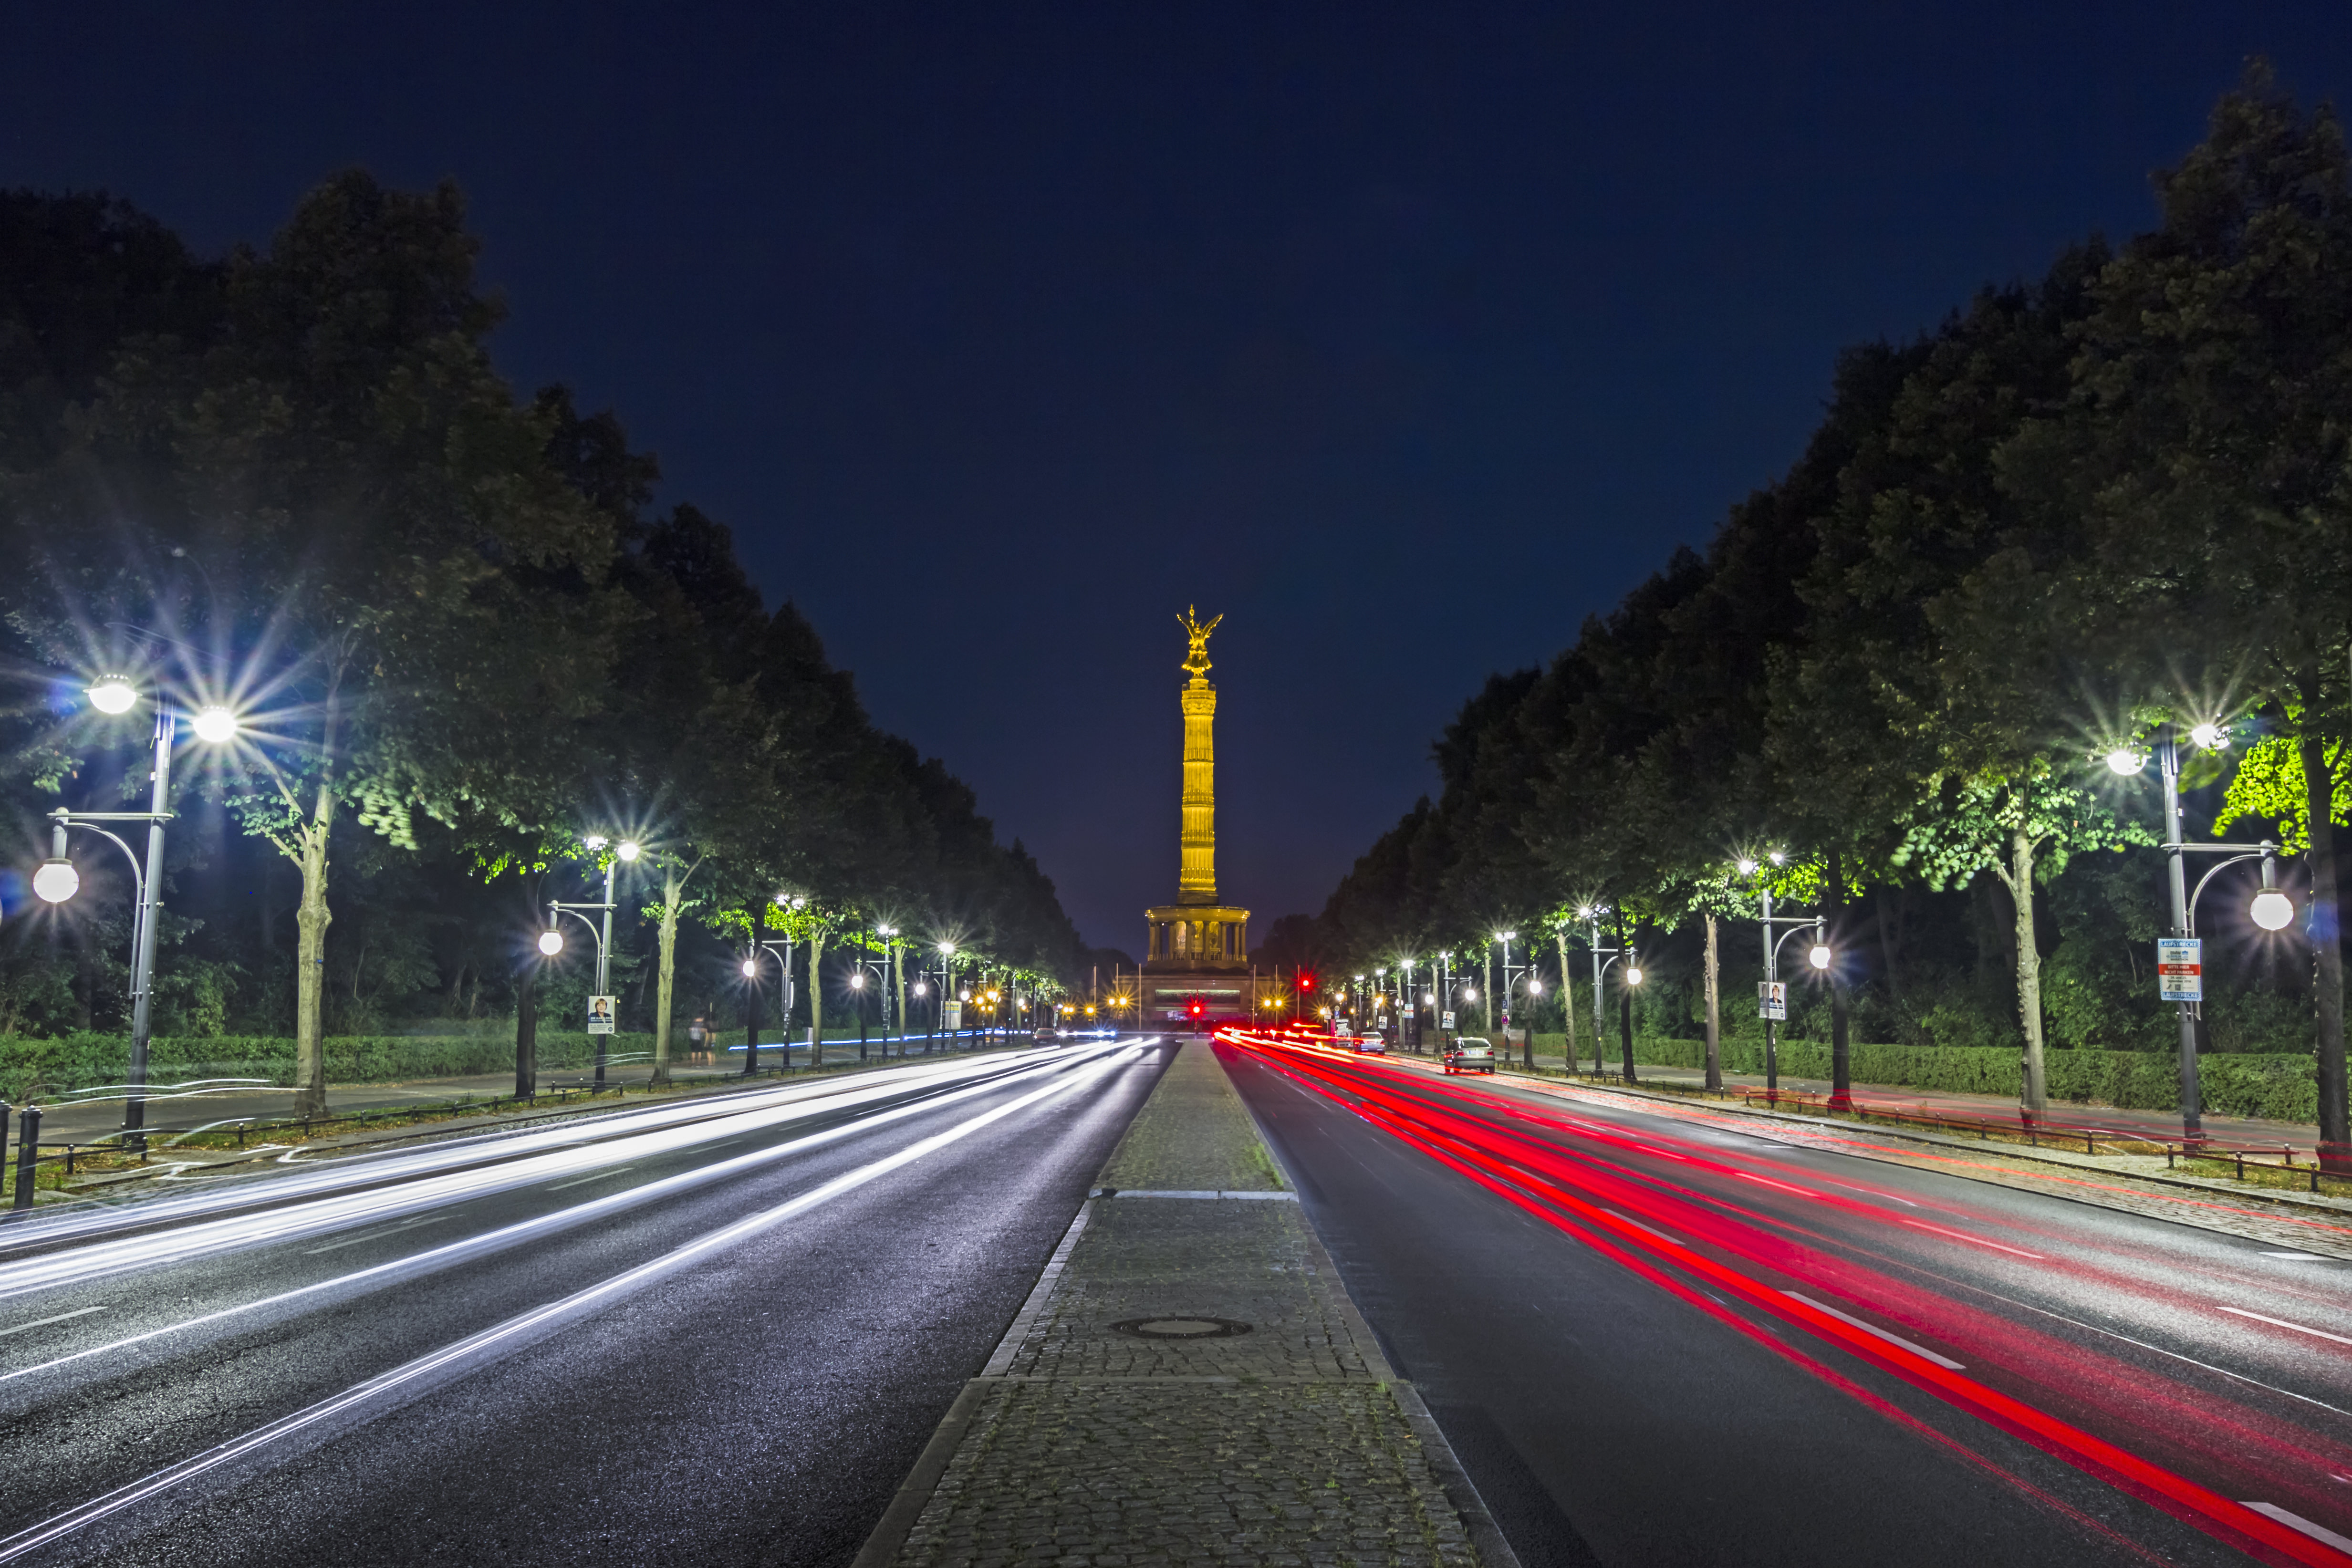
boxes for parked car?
[1443,1039,1495,1075]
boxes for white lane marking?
[1630,1145,1689,1161]
[1784,1291,1966,1370]
[2241,1502,2352,1554]
[2263,1252,2340,1261]
[2221,1307,2352,1348]
[547,1168,635,1192]
[1,1043,1139,1391]
[0,1051,1124,1565]
[0,1306,105,1339]
[302,1217,449,1256]
[1816,1177,1920,1209]
[1735,1172,1815,1197]
[1610,1212,1687,1247]
[1899,1218,2044,1259]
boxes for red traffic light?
[1300,972,1316,992]
[1187,998,1205,1017]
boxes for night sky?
[8,4,2350,952]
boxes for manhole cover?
[1111,1316,1253,1340]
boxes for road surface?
[1225,1033,2352,1568]
[0,1038,1165,1566]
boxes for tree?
[8,173,627,1113]
[2029,69,2352,1159]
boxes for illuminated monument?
[1143,608,1252,1018]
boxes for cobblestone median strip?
[856,1039,1511,1568]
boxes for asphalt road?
[1223,1035,2352,1568]
[0,1038,1168,1566]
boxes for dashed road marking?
[0,1306,105,1339]
[1785,1290,1965,1370]
[2221,1307,2352,1349]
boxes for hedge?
[1471,1032,2321,1124]
[0,1031,648,1102]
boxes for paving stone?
[882,1040,1483,1568]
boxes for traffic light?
[1299,971,1316,994]
[1187,998,1205,1020]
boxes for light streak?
[0,1048,1096,1290]
[1232,1035,2352,1566]
[0,1042,1141,1387]
[0,1046,1130,1563]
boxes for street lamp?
[37,678,242,1148]
[1743,856,1829,1099]
[546,835,639,1088]
[2124,723,2293,1143]
[1574,907,1633,1079]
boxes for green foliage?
[0,1030,651,1102]
[2219,735,2352,853]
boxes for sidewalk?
[857,1038,1508,1568]
[1447,1046,2321,1153]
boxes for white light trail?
[0,1041,1145,1390]
[0,1046,1132,1563]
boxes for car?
[1443,1040,1495,1075]
[1349,1034,1387,1055]
[1033,1026,1061,1042]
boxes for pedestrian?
[688,1014,709,1066]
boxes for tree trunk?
[1556,931,1577,1076]
[743,904,763,1075]
[514,954,539,1099]
[1615,910,1637,1082]
[2304,725,2348,1167]
[808,928,826,1067]
[1828,846,1852,1111]
[2001,827,2048,1124]
[291,776,335,1117]
[652,865,685,1087]
[1703,913,1722,1091]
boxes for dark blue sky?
[7,4,2348,950]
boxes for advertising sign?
[1440,1010,1457,1030]
[942,1000,963,1031]
[587,995,616,1034]
[2157,937,2204,1002]
[1757,981,1787,1021]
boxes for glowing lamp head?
[939,942,957,956]
[851,972,866,989]
[1461,987,1477,1002]
[740,957,758,977]
[1809,943,1833,971]
[2190,722,2228,751]
[1768,851,1786,866]
[583,834,609,851]
[958,988,970,1002]
[191,705,239,744]
[2251,889,2296,932]
[1527,979,1543,994]
[1626,966,1645,986]
[87,676,138,715]
[31,857,79,903]
[913,981,927,996]
[1737,858,1757,875]
[616,839,641,862]
[2104,747,2146,776]
[538,929,564,956]
[1423,991,1435,1004]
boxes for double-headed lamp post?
[35,676,240,1149]
[541,835,640,1088]
[2108,728,2296,1144]
[1575,907,1640,1079]
[1738,855,1830,1100]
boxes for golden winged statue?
[1179,606,1222,680]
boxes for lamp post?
[877,924,899,1058]
[1493,929,1523,1049]
[1739,856,1827,1100]
[34,678,241,1149]
[2109,728,2295,1144]
[545,836,639,1088]
[739,934,796,1075]
[1575,907,1633,1079]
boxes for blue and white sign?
[2157,937,2203,1002]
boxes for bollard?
[13,1105,39,1211]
